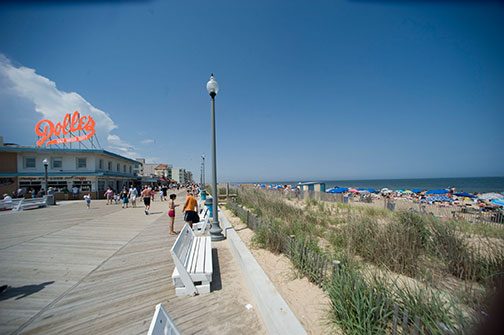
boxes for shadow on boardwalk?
[211,248,222,292]
[0,281,55,301]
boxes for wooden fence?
[226,198,463,335]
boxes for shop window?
[51,157,63,169]
[73,181,91,192]
[123,165,126,173]
[24,157,36,169]
[129,166,132,174]
[108,161,112,171]
[99,159,104,170]
[47,181,68,191]
[76,158,87,169]
[117,163,120,171]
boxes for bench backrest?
[21,197,47,205]
[170,223,197,295]
[147,303,181,335]
[200,206,210,221]
[13,197,48,211]
[0,199,22,206]
[171,223,195,266]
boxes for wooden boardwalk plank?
[0,197,265,335]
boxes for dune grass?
[228,188,503,334]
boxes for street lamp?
[42,158,49,193]
[206,74,225,241]
[201,154,205,191]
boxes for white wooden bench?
[147,303,181,335]
[193,206,211,235]
[0,198,22,211]
[13,196,48,211]
[171,223,213,296]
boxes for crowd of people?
[92,183,204,234]
[1,181,207,235]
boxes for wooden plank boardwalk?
[0,194,265,335]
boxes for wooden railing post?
[332,260,341,281]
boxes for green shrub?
[327,265,394,335]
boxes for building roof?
[297,181,325,186]
[0,146,140,165]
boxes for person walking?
[183,190,199,228]
[129,185,138,208]
[120,188,129,208]
[83,193,91,209]
[162,185,168,201]
[168,194,179,235]
[141,186,151,215]
[104,187,114,205]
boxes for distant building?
[298,181,326,193]
[185,171,193,183]
[135,158,145,176]
[172,167,186,184]
[0,145,140,198]
[142,163,158,177]
[154,163,173,179]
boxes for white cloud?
[140,138,155,144]
[0,54,138,158]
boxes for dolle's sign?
[35,111,96,147]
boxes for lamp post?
[206,74,225,241]
[201,154,205,191]
[42,158,49,193]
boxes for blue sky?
[0,0,503,182]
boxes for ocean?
[252,177,504,194]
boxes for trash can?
[46,194,56,206]
[205,197,213,218]
[343,195,349,204]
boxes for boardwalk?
[0,193,265,335]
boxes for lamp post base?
[210,219,225,241]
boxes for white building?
[0,146,140,198]
[142,163,158,177]
[135,158,145,176]
[172,167,186,184]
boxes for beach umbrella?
[454,192,476,199]
[357,187,377,193]
[426,189,449,195]
[327,187,348,194]
[491,199,504,207]
[428,195,453,202]
[403,190,413,194]
[396,189,404,194]
[349,188,359,193]
[479,193,504,201]
[412,188,423,193]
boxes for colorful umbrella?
[426,189,449,195]
[491,199,504,207]
[479,193,504,201]
[454,192,476,199]
[327,187,348,194]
